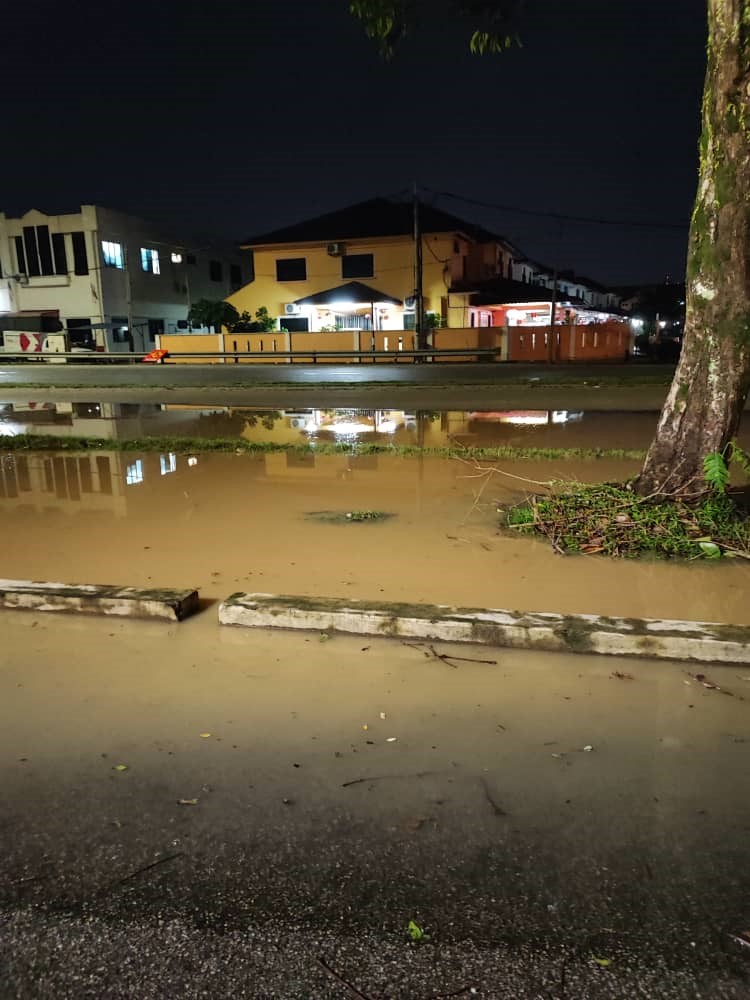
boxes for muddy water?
[1,448,749,625]
[10,402,750,451]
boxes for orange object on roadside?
[143,349,169,364]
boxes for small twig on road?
[480,777,507,817]
[402,641,497,669]
[113,851,184,888]
[317,956,373,1000]
[342,771,436,788]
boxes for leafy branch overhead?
[349,0,521,57]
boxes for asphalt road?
[0,361,672,388]
[2,611,749,1000]
[0,363,676,411]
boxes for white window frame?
[140,247,161,275]
[101,240,124,269]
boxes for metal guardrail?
[1,347,501,364]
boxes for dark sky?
[2,0,706,285]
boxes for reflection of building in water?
[0,402,163,440]
[0,452,128,517]
[468,410,584,426]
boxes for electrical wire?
[427,187,690,231]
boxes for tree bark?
[636,0,750,498]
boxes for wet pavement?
[1,611,750,999]
[0,363,681,411]
[2,399,750,998]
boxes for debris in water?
[379,712,387,720]
[405,816,428,833]
[583,745,594,752]
[386,737,398,743]
[611,671,634,680]
[177,798,198,806]
[729,932,750,949]
[199,732,212,738]
[591,955,612,968]
[362,724,369,731]
[113,764,128,772]
[305,510,395,524]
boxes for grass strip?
[0,433,647,462]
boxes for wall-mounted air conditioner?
[284,303,301,315]
[327,243,345,256]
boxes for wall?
[158,333,224,361]
[0,207,101,330]
[159,329,498,363]
[506,322,632,362]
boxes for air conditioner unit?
[284,303,301,315]
[327,243,345,256]
[404,296,416,310]
[290,417,306,429]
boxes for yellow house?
[227,197,514,334]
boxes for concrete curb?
[218,593,750,665]
[0,579,200,622]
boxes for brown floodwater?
[1,447,749,626]
[6,402,750,451]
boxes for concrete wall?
[159,328,499,363]
[506,322,632,362]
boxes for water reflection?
[0,401,660,449]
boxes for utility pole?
[413,181,425,353]
[125,248,136,354]
[547,269,558,363]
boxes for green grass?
[504,484,750,560]
[0,433,648,462]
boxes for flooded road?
[1,447,749,625]
[1,610,750,998]
[4,401,750,452]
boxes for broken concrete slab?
[0,579,200,622]
[218,593,750,665]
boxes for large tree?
[351,0,750,499]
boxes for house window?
[52,234,68,275]
[67,318,95,350]
[230,264,242,289]
[71,232,89,275]
[126,460,144,485]
[342,253,374,279]
[276,257,306,282]
[209,259,223,282]
[141,247,160,274]
[23,227,40,276]
[160,453,177,476]
[14,236,26,274]
[403,313,416,330]
[19,225,60,276]
[111,317,129,344]
[102,240,124,269]
[148,318,165,341]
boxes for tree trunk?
[636,0,750,498]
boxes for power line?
[428,188,690,231]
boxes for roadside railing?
[0,348,501,365]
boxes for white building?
[0,205,249,352]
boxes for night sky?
[2,0,706,285]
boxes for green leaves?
[350,0,518,57]
[703,451,730,494]
[407,919,428,942]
